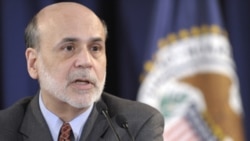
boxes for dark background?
[1,0,250,140]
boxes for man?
[0,2,164,141]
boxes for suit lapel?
[18,94,111,141]
[79,102,109,141]
[19,94,53,141]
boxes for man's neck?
[41,93,89,122]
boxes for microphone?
[96,101,121,141]
[116,114,135,141]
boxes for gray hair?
[24,15,40,49]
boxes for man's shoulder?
[101,92,164,140]
[0,96,33,128]
[102,92,161,117]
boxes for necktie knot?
[58,123,73,141]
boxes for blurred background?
[0,0,249,140]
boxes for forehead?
[37,3,106,42]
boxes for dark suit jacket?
[0,92,164,141]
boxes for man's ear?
[25,48,38,79]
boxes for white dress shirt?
[39,93,93,141]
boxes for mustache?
[68,69,97,85]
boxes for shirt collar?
[39,93,93,141]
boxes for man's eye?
[90,45,101,52]
[64,45,74,51]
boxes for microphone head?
[116,115,135,141]
[96,101,108,114]
[116,114,128,129]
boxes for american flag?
[164,104,218,141]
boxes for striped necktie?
[58,123,74,141]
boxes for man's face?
[32,10,107,108]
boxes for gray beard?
[37,60,106,108]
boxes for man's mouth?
[71,78,95,90]
[74,79,91,84]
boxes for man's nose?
[74,48,92,68]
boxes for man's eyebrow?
[59,37,104,44]
[60,37,79,43]
[90,37,104,42]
